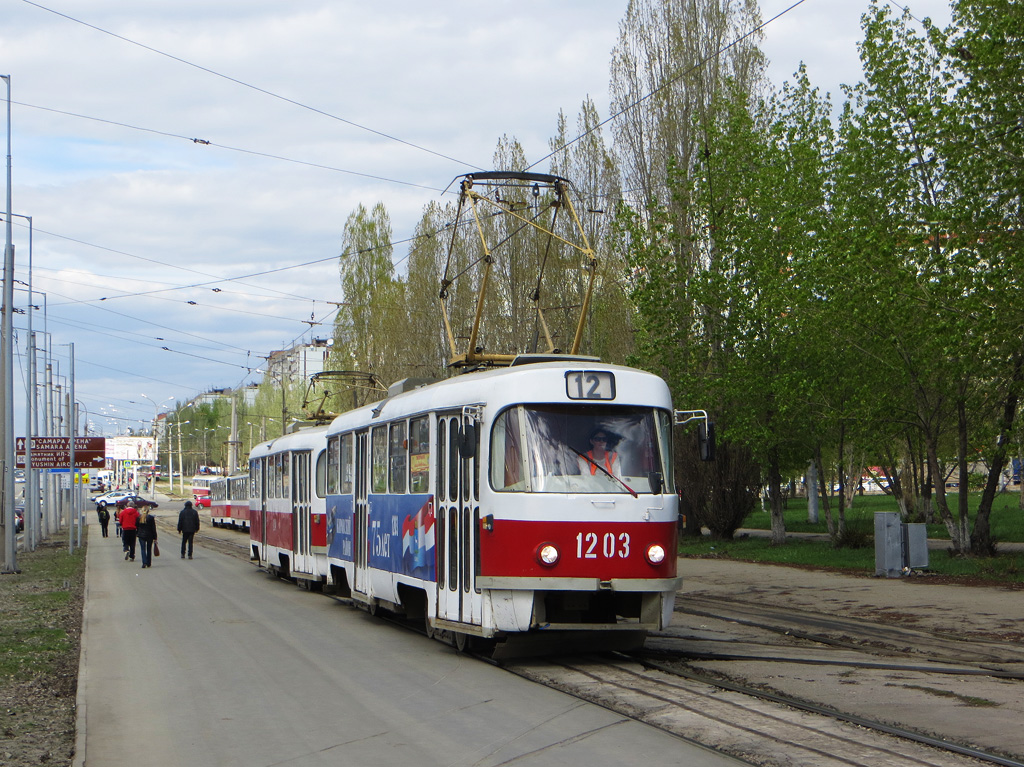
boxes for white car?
[93,490,133,508]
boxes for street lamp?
[169,420,189,495]
[2,73,18,573]
[3,213,37,551]
[138,394,173,498]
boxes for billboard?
[107,436,156,462]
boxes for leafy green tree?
[334,202,406,390]
[948,0,1024,553]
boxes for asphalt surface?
[72,510,743,767]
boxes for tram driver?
[576,427,622,479]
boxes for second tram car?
[248,358,696,653]
[249,426,330,585]
[209,474,251,530]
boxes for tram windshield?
[490,405,674,494]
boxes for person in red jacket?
[119,502,140,562]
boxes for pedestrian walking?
[97,507,110,537]
[114,507,122,538]
[137,507,158,569]
[119,502,140,562]
[177,500,200,559]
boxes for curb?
[72,524,90,767]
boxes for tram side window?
[409,417,429,493]
[315,450,327,498]
[281,453,290,499]
[389,421,407,494]
[327,436,340,496]
[491,408,525,491]
[371,427,388,494]
[339,434,356,493]
[340,433,354,494]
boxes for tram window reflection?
[490,405,670,494]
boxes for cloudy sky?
[2,0,953,436]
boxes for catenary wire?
[21,0,485,172]
[11,100,450,195]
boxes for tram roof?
[326,359,672,435]
[249,423,329,460]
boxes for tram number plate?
[577,531,631,559]
[566,371,615,400]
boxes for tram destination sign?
[15,436,106,470]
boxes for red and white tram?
[209,474,251,531]
[248,426,330,586]
[191,475,212,508]
[248,357,705,654]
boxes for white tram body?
[209,474,251,531]
[248,426,330,585]
[247,359,683,647]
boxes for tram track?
[169,524,1024,767]
[503,653,1023,767]
[673,594,1024,668]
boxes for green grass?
[741,490,1024,541]
[681,490,1024,584]
[0,533,86,678]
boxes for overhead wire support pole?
[69,343,77,553]
[1,74,18,573]
[3,212,37,550]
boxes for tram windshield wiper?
[566,445,638,498]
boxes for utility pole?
[1,74,17,574]
[228,397,240,474]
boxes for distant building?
[265,338,333,385]
[191,388,232,407]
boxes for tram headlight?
[645,543,667,565]
[536,543,560,567]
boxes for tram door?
[292,451,312,574]
[253,460,267,564]
[353,430,370,595]
[436,413,482,626]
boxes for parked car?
[14,506,24,533]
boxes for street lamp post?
[169,420,189,495]
[4,212,37,551]
[2,73,18,573]
[138,394,173,499]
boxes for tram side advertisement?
[328,493,436,581]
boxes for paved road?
[73,515,742,767]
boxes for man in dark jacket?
[177,500,201,559]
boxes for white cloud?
[3,0,957,432]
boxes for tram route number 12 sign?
[15,436,107,470]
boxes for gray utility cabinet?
[874,512,929,577]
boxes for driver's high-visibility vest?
[585,450,617,475]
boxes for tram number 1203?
[576,531,630,559]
